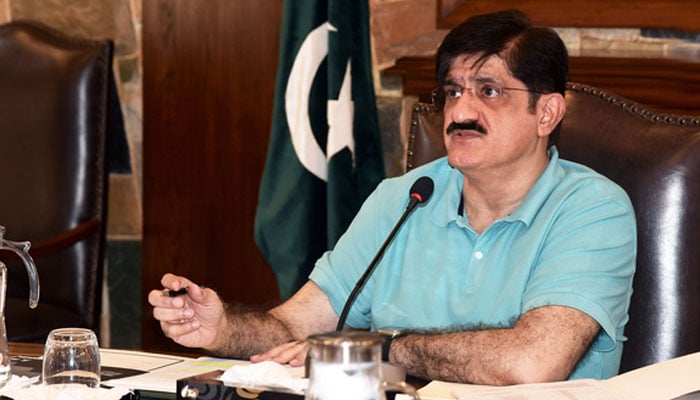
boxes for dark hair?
[435,10,569,143]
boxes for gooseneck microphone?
[335,176,434,331]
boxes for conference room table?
[7,342,426,400]
[8,342,42,357]
[9,342,413,400]
[10,342,700,400]
[7,342,211,400]
[9,342,192,359]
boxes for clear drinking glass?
[42,328,101,400]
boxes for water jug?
[0,225,40,386]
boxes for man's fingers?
[160,319,198,339]
[152,304,194,322]
[160,273,198,293]
[251,340,308,364]
[288,346,309,367]
[252,340,298,360]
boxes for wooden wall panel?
[142,0,283,352]
[387,53,700,116]
[439,0,700,32]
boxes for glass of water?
[42,328,100,400]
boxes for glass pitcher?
[306,331,419,400]
[0,226,40,387]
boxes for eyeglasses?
[431,82,545,111]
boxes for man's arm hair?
[391,305,600,385]
[205,281,339,358]
[204,302,295,357]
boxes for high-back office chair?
[406,82,700,373]
[0,20,113,342]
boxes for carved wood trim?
[385,53,700,116]
[566,82,700,124]
[438,0,700,32]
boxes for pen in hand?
[163,287,188,297]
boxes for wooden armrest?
[0,219,101,260]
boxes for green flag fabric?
[254,1,385,299]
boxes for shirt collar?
[505,146,562,226]
[431,146,563,228]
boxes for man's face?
[440,54,546,175]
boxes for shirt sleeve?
[522,178,637,351]
[309,178,405,328]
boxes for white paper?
[452,379,629,400]
[606,352,700,400]
[394,380,490,400]
[104,356,246,393]
[100,348,190,371]
[398,351,700,400]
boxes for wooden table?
[9,342,43,357]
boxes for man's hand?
[148,273,226,350]
[250,340,309,367]
[149,277,339,359]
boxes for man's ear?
[537,93,566,138]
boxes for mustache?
[446,121,487,135]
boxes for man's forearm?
[205,303,295,358]
[390,306,599,385]
[391,329,524,385]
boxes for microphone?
[335,176,434,331]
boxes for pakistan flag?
[254,0,385,299]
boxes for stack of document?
[102,351,260,394]
[103,350,305,396]
[397,352,700,400]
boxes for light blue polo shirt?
[309,147,636,380]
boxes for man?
[149,9,636,385]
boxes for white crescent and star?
[285,22,355,182]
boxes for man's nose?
[446,91,479,123]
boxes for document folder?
[176,370,303,400]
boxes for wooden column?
[141,0,283,352]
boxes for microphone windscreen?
[409,176,434,204]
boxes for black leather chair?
[406,82,700,373]
[0,20,113,342]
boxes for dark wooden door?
[141,0,283,352]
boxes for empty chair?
[0,20,113,342]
